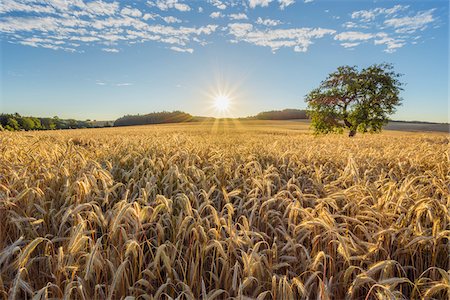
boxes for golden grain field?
[0,120,449,299]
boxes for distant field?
[1,121,448,299]
[384,121,449,133]
[276,119,449,133]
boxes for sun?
[214,95,231,112]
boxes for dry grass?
[0,120,449,299]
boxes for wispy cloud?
[373,33,405,53]
[0,0,217,53]
[0,1,440,54]
[384,9,435,33]
[229,13,248,20]
[102,48,119,53]
[210,11,223,19]
[351,5,409,22]
[340,42,360,48]
[279,0,295,10]
[256,17,282,27]
[228,23,335,52]
[148,0,191,12]
[336,5,438,52]
[95,80,133,86]
[334,31,373,41]
[170,46,194,53]
[249,0,273,9]
[208,0,227,10]
[162,16,182,23]
[335,31,406,53]
[121,7,142,18]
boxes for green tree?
[68,119,78,129]
[31,117,42,130]
[41,118,56,130]
[19,117,35,131]
[305,63,403,137]
[53,116,66,129]
[6,118,20,131]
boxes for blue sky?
[0,0,448,122]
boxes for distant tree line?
[0,113,112,131]
[114,111,194,127]
[254,109,308,120]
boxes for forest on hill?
[253,109,308,120]
[114,111,194,127]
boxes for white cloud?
[373,33,405,53]
[0,1,218,53]
[143,13,156,21]
[208,0,227,10]
[351,10,377,22]
[384,9,435,33]
[96,80,134,86]
[351,5,409,22]
[163,16,182,23]
[343,5,436,52]
[85,1,120,16]
[210,12,222,19]
[71,36,100,42]
[102,48,119,52]
[279,0,295,10]
[0,1,439,55]
[229,13,248,20]
[249,0,273,9]
[340,42,359,48]
[335,31,406,53]
[170,46,194,53]
[334,31,373,41]
[228,23,335,52]
[149,0,191,12]
[0,0,56,14]
[121,7,142,18]
[256,17,282,26]
[342,22,357,29]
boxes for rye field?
[0,120,449,299]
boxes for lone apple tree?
[305,63,403,137]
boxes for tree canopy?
[305,63,403,137]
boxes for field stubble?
[0,121,449,299]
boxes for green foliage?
[0,113,108,131]
[114,111,194,127]
[19,117,36,130]
[255,109,307,120]
[306,63,403,137]
[6,118,20,131]
[40,118,57,130]
[31,117,42,129]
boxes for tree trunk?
[348,129,356,137]
[343,118,352,128]
[343,118,356,137]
